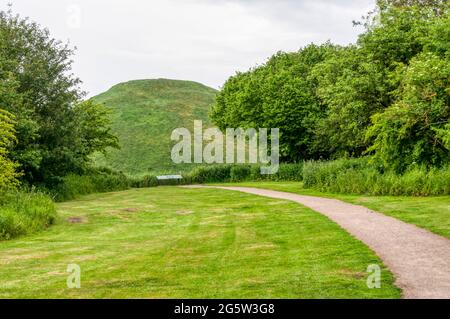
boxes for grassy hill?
[91,79,217,175]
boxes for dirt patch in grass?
[47,270,66,276]
[0,252,51,265]
[244,243,276,251]
[67,217,88,224]
[337,269,366,279]
[73,255,97,262]
[123,208,140,212]
[176,210,194,215]
[103,208,141,220]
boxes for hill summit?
[92,79,217,174]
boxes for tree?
[0,109,20,189]
[73,100,120,166]
[212,2,448,169]
[211,44,335,162]
[311,46,389,157]
[0,8,119,184]
[376,0,448,15]
[312,4,447,159]
[365,8,450,171]
[367,52,449,171]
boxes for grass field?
[0,187,400,298]
[215,182,450,239]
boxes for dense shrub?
[303,158,371,189]
[303,158,450,196]
[53,168,131,201]
[0,109,20,190]
[154,176,186,186]
[230,165,252,182]
[51,161,448,198]
[188,165,234,183]
[263,163,304,181]
[0,190,57,240]
[130,175,159,188]
[183,163,304,184]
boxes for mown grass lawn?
[216,182,450,239]
[0,187,399,298]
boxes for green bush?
[303,158,450,196]
[0,190,57,240]
[130,175,159,188]
[230,165,252,182]
[303,158,370,189]
[0,109,21,190]
[261,163,304,182]
[53,168,131,201]
[184,163,303,184]
[188,165,233,183]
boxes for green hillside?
[91,79,217,175]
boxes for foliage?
[73,100,120,165]
[313,4,448,159]
[366,51,450,171]
[376,0,448,15]
[0,189,56,240]
[0,8,118,184]
[129,175,159,188]
[311,46,389,156]
[303,157,450,196]
[211,44,335,161]
[183,163,303,183]
[0,109,20,189]
[52,168,131,202]
[212,3,449,171]
[188,164,234,183]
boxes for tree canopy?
[211,2,449,171]
[0,8,119,186]
[211,43,336,162]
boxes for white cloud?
[1,0,375,96]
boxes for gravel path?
[183,185,450,299]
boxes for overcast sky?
[1,0,375,97]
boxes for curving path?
[182,185,450,299]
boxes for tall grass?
[57,160,448,197]
[181,163,303,184]
[303,158,450,196]
[129,174,159,188]
[53,168,131,201]
[127,163,303,187]
[188,165,234,183]
[0,190,57,240]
